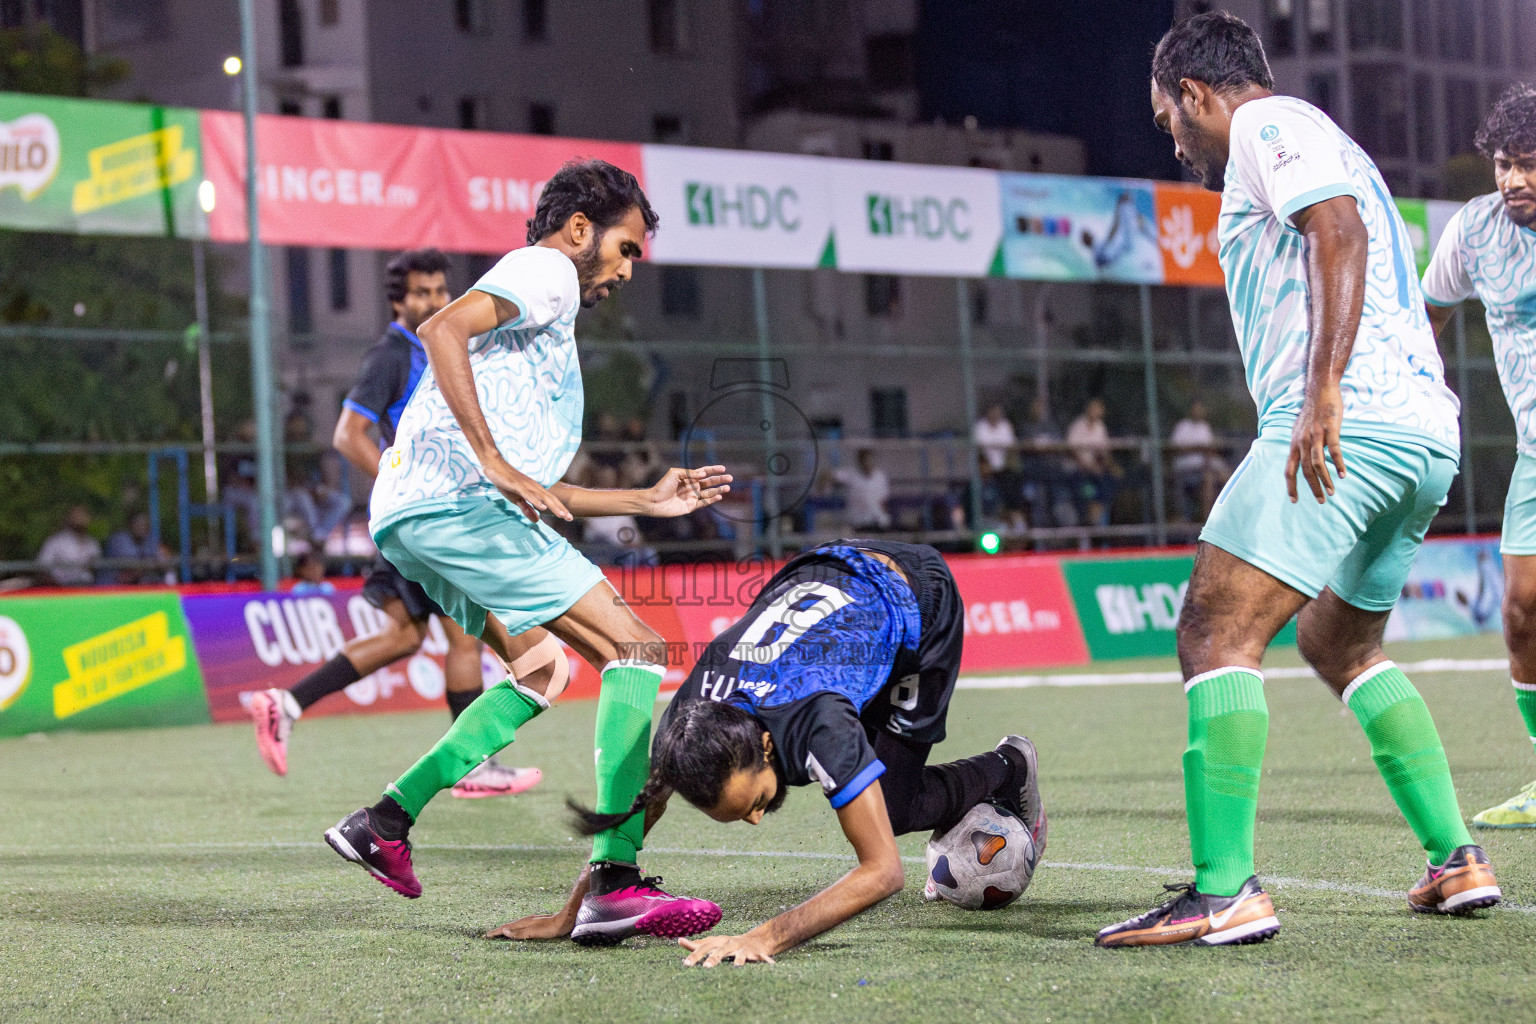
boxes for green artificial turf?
[5,633,1536,1023]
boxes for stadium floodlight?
[223,55,242,76]
[197,179,216,213]
[978,531,1003,555]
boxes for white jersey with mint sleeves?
[370,246,583,535]
[1422,192,1536,455]
[1218,95,1460,457]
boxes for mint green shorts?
[1502,453,1536,555]
[376,499,606,638]
[1200,432,1457,612]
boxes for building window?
[1267,0,1295,58]
[1306,0,1333,53]
[455,0,488,34]
[458,97,484,130]
[528,102,555,135]
[652,113,685,143]
[1351,64,1407,158]
[278,97,302,116]
[1412,0,1434,57]
[1414,74,1438,164]
[319,0,339,27]
[1347,0,1401,51]
[648,0,689,54]
[660,267,699,317]
[328,249,349,312]
[870,388,909,438]
[862,139,894,161]
[523,0,546,40]
[279,0,304,67]
[287,248,312,335]
[1445,79,1481,156]
[865,275,901,318]
[1521,6,1536,70]
[865,33,915,91]
[1439,2,1476,60]
[1308,72,1337,116]
[322,96,342,119]
[1482,0,1506,67]
[968,281,989,327]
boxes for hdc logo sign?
[686,182,800,231]
[865,193,971,240]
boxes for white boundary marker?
[1,839,1526,914]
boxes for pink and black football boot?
[248,688,299,776]
[323,807,422,899]
[571,875,722,947]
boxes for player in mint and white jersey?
[1421,85,1536,828]
[1099,13,1499,950]
[323,160,733,946]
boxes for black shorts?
[842,539,965,746]
[360,557,445,623]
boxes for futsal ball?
[923,802,1036,910]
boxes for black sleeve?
[766,692,886,810]
[343,341,406,424]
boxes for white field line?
[953,657,1512,691]
[2,839,1527,915]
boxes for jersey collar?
[389,322,425,350]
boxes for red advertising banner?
[948,554,1090,669]
[1154,182,1224,287]
[199,111,644,252]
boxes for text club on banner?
[642,145,834,269]
[0,592,209,737]
[0,92,203,239]
[826,158,1004,277]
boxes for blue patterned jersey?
[661,545,922,808]
[1422,192,1536,456]
[370,246,583,535]
[1219,96,1460,456]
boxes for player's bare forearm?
[332,409,381,481]
[1296,196,1367,392]
[417,290,516,467]
[681,783,902,965]
[548,482,649,517]
[1425,302,1457,339]
[1285,196,1367,503]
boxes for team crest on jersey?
[1258,122,1299,172]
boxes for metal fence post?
[1139,284,1167,546]
[239,0,279,590]
[751,268,782,559]
[955,279,983,535]
[1455,305,1476,534]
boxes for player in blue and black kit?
[248,249,561,796]
[494,540,1047,963]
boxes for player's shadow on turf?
[916,899,1129,940]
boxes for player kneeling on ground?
[490,540,1047,965]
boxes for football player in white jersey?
[1100,12,1499,949]
[1422,84,1536,828]
[323,160,733,946]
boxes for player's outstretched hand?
[646,465,733,518]
[484,911,574,941]
[484,459,573,523]
[679,934,776,967]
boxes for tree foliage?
[0,24,128,97]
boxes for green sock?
[1184,668,1269,897]
[1345,663,1473,865]
[1512,679,1536,758]
[384,680,545,820]
[589,661,665,865]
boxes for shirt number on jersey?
[730,582,855,665]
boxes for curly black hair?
[1476,83,1536,159]
[1152,10,1274,99]
[525,158,658,247]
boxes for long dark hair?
[569,700,785,836]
